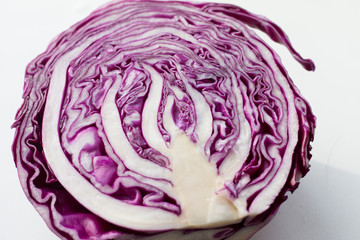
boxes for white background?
[0,0,359,239]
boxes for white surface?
[0,0,359,239]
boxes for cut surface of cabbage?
[13,1,315,239]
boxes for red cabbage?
[12,1,315,239]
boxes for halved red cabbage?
[12,1,315,239]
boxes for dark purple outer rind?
[12,1,316,239]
